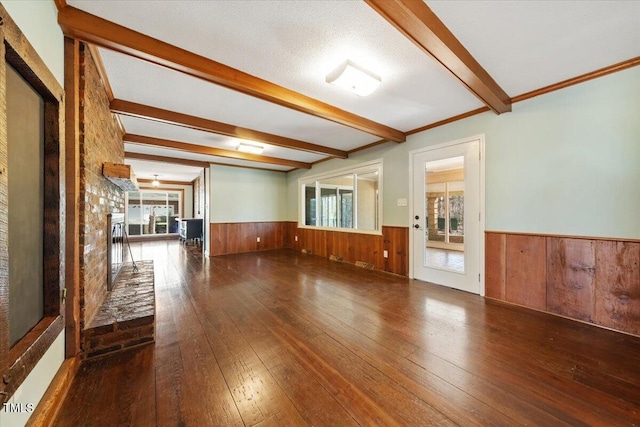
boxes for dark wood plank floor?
[54,241,640,426]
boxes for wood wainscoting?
[486,231,640,337]
[210,222,295,256]
[210,222,409,276]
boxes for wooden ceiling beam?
[124,152,210,168]
[125,151,289,173]
[57,5,406,142]
[124,134,311,169]
[137,178,192,186]
[111,99,345,158]
[365,0,511,114]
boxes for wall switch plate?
[295,236,298,241]
[257,237,260,242]
[383,250,388,258]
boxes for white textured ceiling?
[124,159,202,182]
[99,49,376,150]
[427,0,640,95]
[120,116,327,164]
[65,0,640,181]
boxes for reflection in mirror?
[424,156,465,273]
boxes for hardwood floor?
[53,241,640,426]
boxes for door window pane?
[426,183,446,243]
[424,156,465,273]
[448,181,464,244]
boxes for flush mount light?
[326,60,381,96]
[152,174,160,187]
[237,142,264,155]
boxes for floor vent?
[355,261,375,270]
[329,255,344,262]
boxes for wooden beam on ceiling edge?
[112,99,345,159]
[57,5,406,142]
[137,178,192,186]
[124,134,311,169]
[125,152,290,173]
[124,152,209,168]
[365,0,511,114]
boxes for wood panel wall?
[210,222,409,276]
[486,231,640,337]
[210,222,290,256]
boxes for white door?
[411,138,483,294]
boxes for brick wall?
[78,44,124,335]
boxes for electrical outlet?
[383,250,388,258]
[295,236,298,241]
[257,237,260,243]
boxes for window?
[126,190,183,236]
[299,160,382,233]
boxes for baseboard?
[26,356,80,427]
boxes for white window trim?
[125,189,184,235]
[298,159,383,235]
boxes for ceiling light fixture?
[326,60,381,96]
[237,142,264,155]
[152,174,160,187]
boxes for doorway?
[126,190,183,236]
[410,136,484,294]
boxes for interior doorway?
[410,136,484,294]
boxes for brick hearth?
[84,261,155,358]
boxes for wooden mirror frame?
[0,5,65,402]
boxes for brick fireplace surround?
[83,261,155,358]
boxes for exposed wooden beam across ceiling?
[125,152,210,168]
[365,0,511,114]
[124,133,311,169]
[57,5,406,142]
[137,178,192,186]
[112,99,345,159]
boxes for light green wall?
[2,0,64,85]
[210,164,288,222]
[288,66,640,239]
